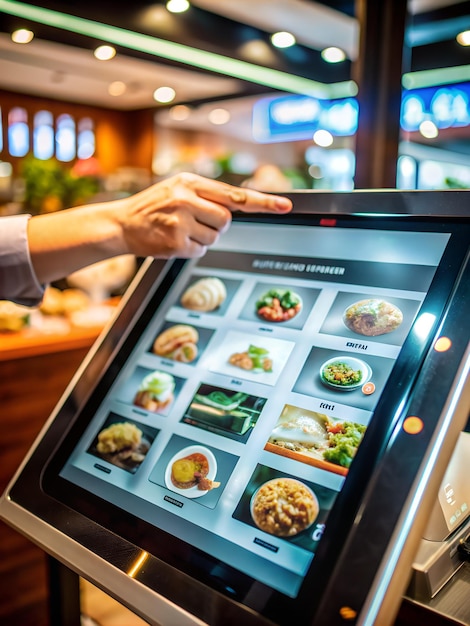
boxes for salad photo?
[319,356,371,391]
[256,287,302,322]
[265,404,367,475]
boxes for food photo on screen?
[115,366,185,416]
[87,412,160,474]
[177,275,241,316]
[264,404,367,475]
[165,445,220,496]
[149,321,215,364]
[320,291,422,346]
[209,330,295,386]
[319,355,372,392]
[181,383,267,441]
[232,464,337,551]
[293,346,395,411]
[148,434,239,509]
[238,282,321,330]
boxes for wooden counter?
[0,325,105,361]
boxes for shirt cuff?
[0,213,46,306]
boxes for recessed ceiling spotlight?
[239,40,275,64]
[321,46,346,63]
[108,81,127,96]
[456,30,470,46]
[271,31,296,49]
[313,129,333,147]
[154,86,176,103]
[419,120,438,139]
[169,104,191,121]
[166,0,190,13]
[94,45,116,61]
[11,28,34,44]
[208,108,231,125]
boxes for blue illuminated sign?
[253,83,470,142]
[252,95,359,143]
[401,83,470,131]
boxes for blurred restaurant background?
[1,0,469,210]
[0,1,469,625]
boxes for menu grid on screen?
[57,221,450,598]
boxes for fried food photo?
[95,421,149,468]
[96,422,142,455]
[153,324,199,363]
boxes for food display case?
[1,190,469,626]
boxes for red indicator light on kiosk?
[320,218,337,226]
[403,416,424,435]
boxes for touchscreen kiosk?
[1,190,469,626]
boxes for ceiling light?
[240,40,275,64]
[419,120,438,139]
[271,31,296,49]
[0,0,357,99]
[313,129,333,147]
[321,47,346,63]
[166,0,190,14]
[108,81,127,96]
[154,86,176,103]
[208,108,230,125]
[11,28,34,43]
[94,44,116,60]
[169,105,191,120]
[403,65,470,89]
[456,30,470,46]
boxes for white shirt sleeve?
[0,214,45,306]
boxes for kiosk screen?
[3,191,470,626]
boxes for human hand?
[27,173,293,286]
[113,172,292,259]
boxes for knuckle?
[176,171,198,187]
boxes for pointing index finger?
[192,175,292,214]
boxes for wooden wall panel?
[0,89,154,175]
[0,346,91,626]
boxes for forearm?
[27,201,127,284]
[25,173,291,286]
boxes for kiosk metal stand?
[47,556,81,626]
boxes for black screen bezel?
[7,197,470,626]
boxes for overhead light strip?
[403,64,470,89]
[0,0,357,99]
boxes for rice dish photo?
[250,477,319,537]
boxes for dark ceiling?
[2,0,469,91]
